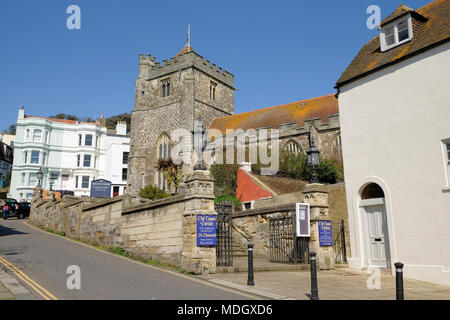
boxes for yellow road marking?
[24,221,263,300]
[0,256,58,300]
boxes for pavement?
[0,218,260,300]
[198,260,450,300]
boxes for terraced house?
[8,107,130,200]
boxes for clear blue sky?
[0,0,431,131]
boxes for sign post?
[90,179,112,198]
[196,215,217,246]
[318,220,333,247]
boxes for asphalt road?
[0,218,254,300]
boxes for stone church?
[127,41,342,196]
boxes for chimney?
[115,121,127,135]
[18,106,25,120]
[240,162,252,172]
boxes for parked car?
[16,202,31,219]
[0,198,30,219]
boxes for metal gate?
[215,201,233,266]
[332,219,347,264]
[269,214,309,264]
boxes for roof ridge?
[218,93,336,120]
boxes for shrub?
[138,185,170,200]
[214,194,242,211]
[210,163,240,197]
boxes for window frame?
[85,134,93,146]
[32,129,42,143]
[380,14,413,52]
[123,152,129,164]
[81,176,90,189]
[30,150,40,164]
[83,154,92,168]
[28,172,37,187]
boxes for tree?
[2,124,16,135]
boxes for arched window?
[155,133,171,190]
[282,140,302,155]
[331,133,343,161]
[361,183,385,199]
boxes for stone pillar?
[181,170,217,275]
[303,183,335,270]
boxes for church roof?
[336,0,450,87]
[176,45,195,56]
[209,94,338,134]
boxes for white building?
[9,107,130,200]
[0,141,13,187]
[336,1,450,285]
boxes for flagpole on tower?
[187,24,190,49]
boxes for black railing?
[269,213,309,264]
[332,219,347,264]
[215,201,233,266]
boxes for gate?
[215,201,233,266]
[332,219,347,263]
[269,213,309,264]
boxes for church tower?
[127,39,235,196]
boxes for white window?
[42,152,47,165]
[78,134,82,146]
[24,151,28,164]
[380,15,413,52]
[83,154,91,167]
[33,129,42,142]
[161,78,171,97]
[77,154,81,167]
[45,131,49,144]
[81,176,90,189]
[26,129,30,141]
[75,176,79,188]
[444,141,450,186]
[28,172,37,186]
[21,173,25,185]
[31,150,40,164]
[85,134,93,146]
[283,140,302,155]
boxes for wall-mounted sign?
[90,179,112,198]
[296,203,310,237]
[318,220,333,247]
[197,215,217,246]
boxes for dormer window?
[380,14,413,52]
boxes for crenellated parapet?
[138,50,235,89]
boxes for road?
[0,218,255,300]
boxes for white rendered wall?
[338,42,450,285]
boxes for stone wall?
[30,170,217,275]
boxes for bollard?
[247,242,255,286]
[309,252,319,300]
[395,262,404,300]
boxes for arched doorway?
[359,183,391,268]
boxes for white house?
[9,107,130,200]
[335,0,450,285]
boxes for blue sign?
[318,220,333,247]
[90,179,112,198]
[197,215,217,246]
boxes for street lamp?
[49,174,55,191]
[306,136,320,184]
[37,168,43,187]
[193,121,207,170]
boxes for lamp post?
[306,136,320,184]
[49,174,55,191]
[193,121,207,171]
[37,168,43,188]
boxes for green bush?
[210,163,239,197]
[214,194,242,211]
[138,185,170,200]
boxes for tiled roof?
[176,45,195,56]
[209,94,338,133]
[236,169,273,202]
[336,0,450,87]
[24,116,100,126]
